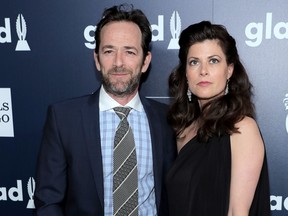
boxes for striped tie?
[113,107,138,216]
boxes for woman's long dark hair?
[168,21,255,142]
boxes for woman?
[166,21,270,215]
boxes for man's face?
[95,21,151,98]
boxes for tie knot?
[113,107,131,120]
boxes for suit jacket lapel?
[141,97,164,211]
[81,90,104,208]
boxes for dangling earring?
[187,89,192,102]
[225,79,229,95]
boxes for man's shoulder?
[142,97,169,109]
[49,91,99,112]
[141,97,170,120]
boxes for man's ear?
[94,52,101,71]
[141,52,152,73]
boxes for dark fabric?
[34,88,177,216]
[166,134,271,216]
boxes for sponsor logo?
[0,177,35,209]
[151,15,164,43]
[245,12,288,47]
[271,195,288,211]
[0,180,23,202]
[0,14,31,51]
[0,179,286,211]
[15,14,31,51]
[167,11,181,49]
[84,11,182,50]
[283,93,288,134]
[0,88,14,137]
[26,177,35,209]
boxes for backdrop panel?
[213,1,288,214]
[1,0,287,215]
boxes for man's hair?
[94,4,152,57]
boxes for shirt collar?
[99,85,143,112]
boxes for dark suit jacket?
[34,89,176,216]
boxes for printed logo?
[0,18,11,43]
[0,180,23,201]
[0,14,31,51]
[168,11,181,50]
[0,177,35,209]
[245,12,288,47]
[26,177,35,209]
[15,14,31,51]
[283,93,288,134]
[0,88,14,137]
[271,195,288,211]
[84,11,182,50]
[151,15,164,43]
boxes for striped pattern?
[113,107,138,216]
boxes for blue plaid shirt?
[99,86,157,216]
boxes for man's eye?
[103,50,113,54]
[127,51,136,55]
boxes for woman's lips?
[197,81,211,87]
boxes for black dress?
[166,134,270,216]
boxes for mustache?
[109,67,128,73]
[108,67,132,74]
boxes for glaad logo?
[245,12,288,47]
[283,93,288,134]
[0,180,23,201]
[15,14,31,51]
[168,11,181,50]
[84,11,182,50]
[0,177,35,209]
[271,195,288,211]
[0,14,31,51]
[26,177,35,209]
[0,88,14,137]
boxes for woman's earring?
[225,79,229,95]
[187,89,192,102]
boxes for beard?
[101,67,142,98]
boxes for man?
[34,4,176,216]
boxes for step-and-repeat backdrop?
[1,0,287,215]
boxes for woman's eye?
[210,58,219,64]
[190,60,198,65]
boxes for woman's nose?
[200,63,208,76]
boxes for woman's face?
[186,39,234,107]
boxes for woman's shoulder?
[234,116,258,131]
[231,116,264,154]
